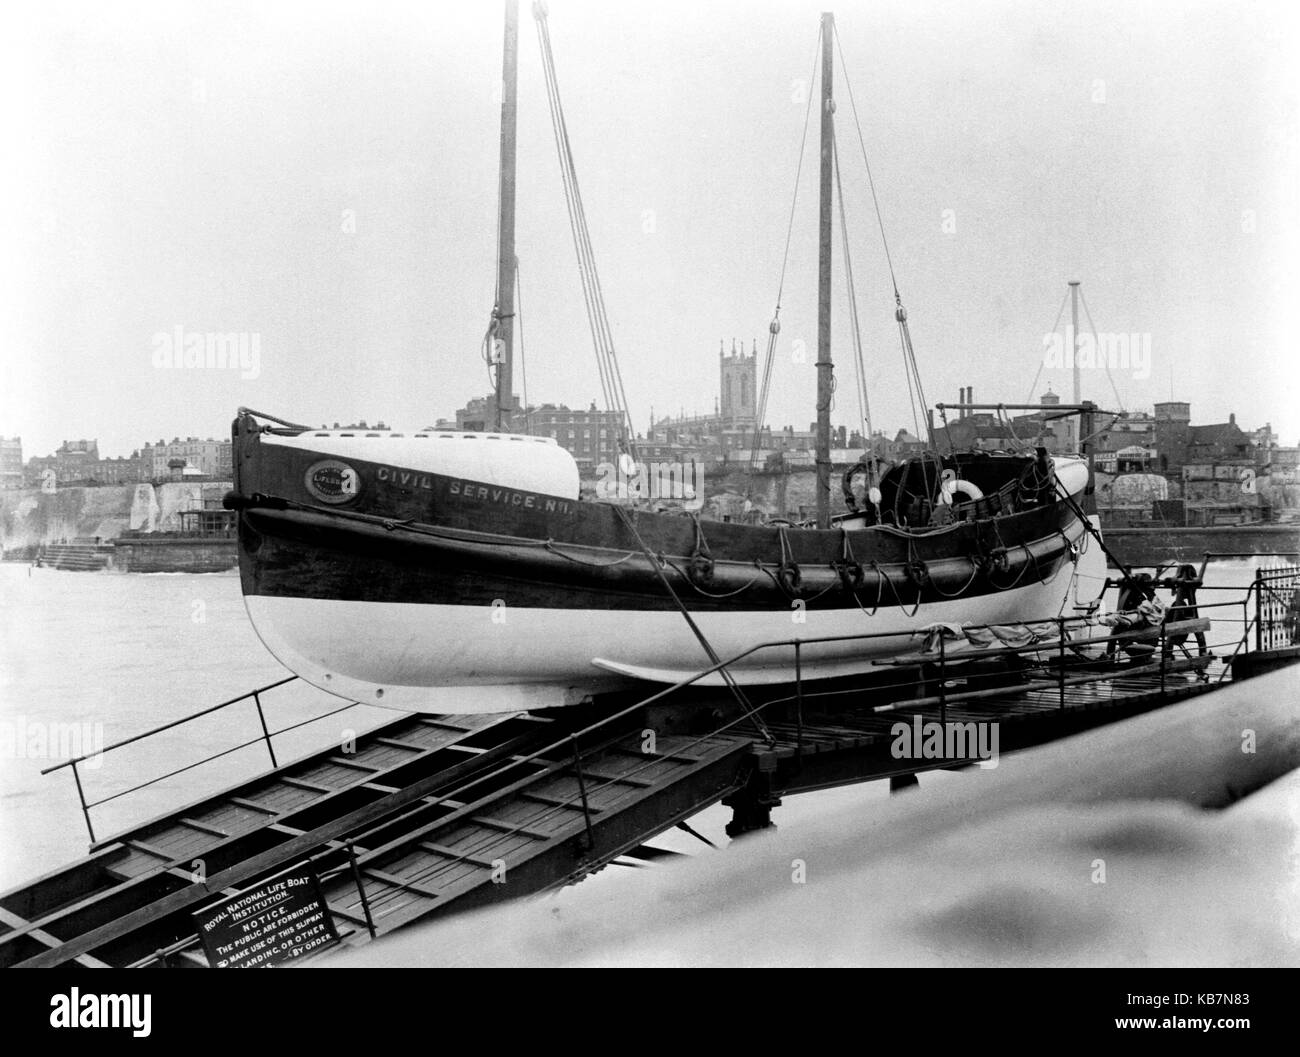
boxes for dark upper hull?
[230,415,1089,612]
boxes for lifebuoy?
[938,478,984,506]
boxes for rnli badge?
[305,460,361,504]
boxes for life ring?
[938,478,984,506]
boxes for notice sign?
[193,861,340,968]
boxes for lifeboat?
[226,411,1105,712]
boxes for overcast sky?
[3,0,1297,460]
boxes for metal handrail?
[79,700,362,813]
[338,567,1266,873]
[327,602,1252,875]
[46,568,1276,850]
[38,675,374,844]
[41,675,299,773]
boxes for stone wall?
[1103,525,1300,568]
[0,482,231,554]
[110,536,237,573]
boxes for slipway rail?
[4,563,1297,967]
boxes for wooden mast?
[494,0,519,430]
[1069,279,1081,451]
[815,11,835,528]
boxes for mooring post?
[890,773,920,795]
[723,762,781,838]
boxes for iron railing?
[42,556,1288,851]
[40,675,369,844]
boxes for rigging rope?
[747,324,781,493]
[833,25,898,301]
[832,134,873,443]
[1024,285,1125,414]
[1078,286,1126,412]
[484,95,508,401]
[747,21,823,499]
[533,3,638,462]
[481,313,502,393]
[1022,286,1070,405]
[612,506,774,745]
[896,306,929,446]
[833,22,930,464]
[516,257,530,434]
[775,23,823,309]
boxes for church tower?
[719,338,757,429]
